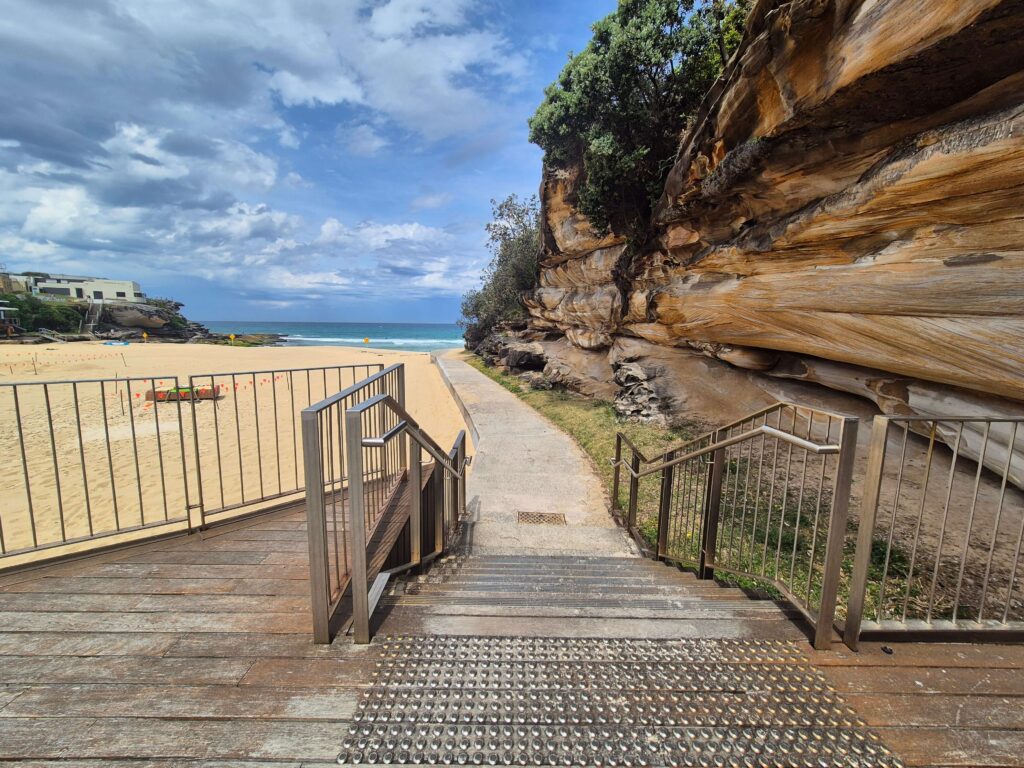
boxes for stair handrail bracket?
[301,363,470,644]
[613,403,859,650]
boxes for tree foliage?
[460,195,541,347]
[1,293,84,332]
[528,0,751,241]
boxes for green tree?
[528,0,751,242]
[460,195,541,347]
[1,293,84,332]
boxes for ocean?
[200,321,465,353]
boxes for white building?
[0,299,17,325]
[3,273,146,303]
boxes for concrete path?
[435,354,634,557]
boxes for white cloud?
[411,191,453,210]
[343,124,390,157]
[0,0,529,306]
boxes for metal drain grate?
[517,511,566,526]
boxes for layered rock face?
[516,0,1024,474]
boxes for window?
[116,291,126,298]
[40,287,71,296]
[134,292,144,298]
[93,290,103,299]
[75,288,84,298]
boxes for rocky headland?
[476,0,1024,480]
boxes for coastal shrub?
[528,0,751,242]
[1,293,84,332]
[460,194,541,347]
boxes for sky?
[0,0,616,323]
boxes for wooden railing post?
[657,450,675,559]
[815,416,860,651]
[699,433,725,580]
[843,416,889,650]
[344,409,370,645]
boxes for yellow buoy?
[364,337,369,344]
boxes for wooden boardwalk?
[0,505,1021,766]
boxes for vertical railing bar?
[952,421,991,623]
[125,380,145,527]
[71,381,94,537]
[985,422,1017,623]
[902,422,938,623]
[410,441,422,567]
[789,412,813,590]
[926,422,964,624]
[174,377,192,529]
[251,373,265,500]
[877,422,911,622]
[760,408,783,576]
[724,423,744,564]
[773,408,798,579]
[187,375,205,527]
[744,419,769,567]
[99,380,119,534]
[231,374,244,504]
[627,449,640,533]
[211,375,226,512]
[272,372,282,494]
[42,383,67,542]
[13,386,39,548]
[149,378,170,522]
[804,415,831,606]
[657,450,675,559]
[290,371,299,491]
[325,409,342,597]
[612,436,622,513]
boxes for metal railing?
[187,363,383,524]
[845,416,1024,647]
[303,363,468,644]
[0,376,192,557]
[613,404,858,649]
[0,363,383,565]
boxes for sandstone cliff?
[514,0,1024,479]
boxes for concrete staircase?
[337,554,903,767]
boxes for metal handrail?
[351,392,469,479]
[613,423,841,479]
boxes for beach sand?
[0,342,469,566]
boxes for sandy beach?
[0,342,469,565]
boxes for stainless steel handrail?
[613,423,841,479]
[351,393,469,479]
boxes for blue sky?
[0,0,616,323]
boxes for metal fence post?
[345,409,370,644]
[301,410,331,644]
[814,416,860,650]
[409,441,422,567]
[627,452,640,531]
[657,451,675,560]
[843,416,889,650]
[456,433,466,519]
[699,440,726,580]
[434,460,445,555]
[612,436,622,514]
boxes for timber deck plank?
[0,503,1022,766]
